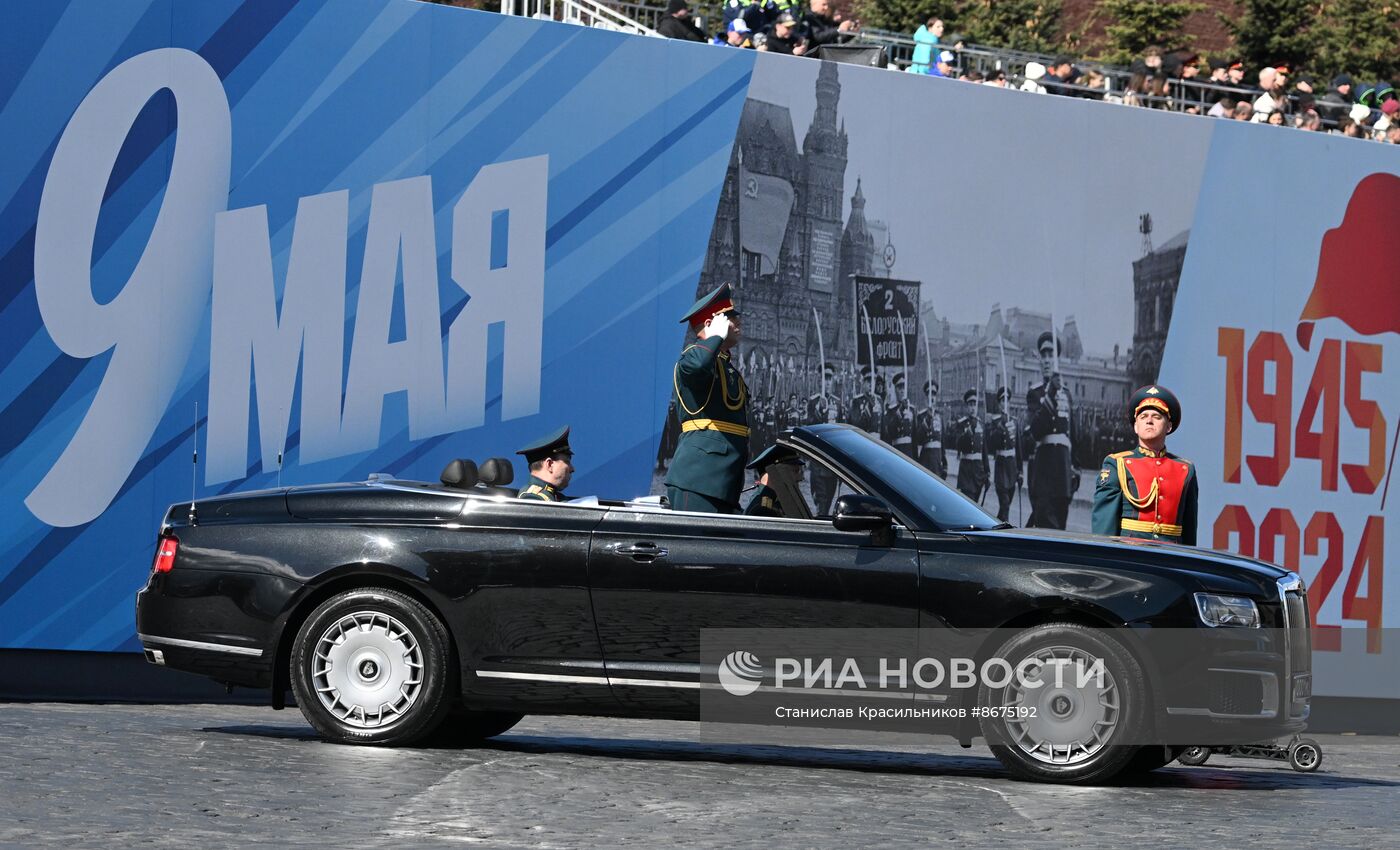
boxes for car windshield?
[815,427,1005,532]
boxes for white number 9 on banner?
[26,48,231,528]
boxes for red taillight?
[152,536,179,573]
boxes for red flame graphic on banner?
[1298,172,1400,507]
[1297,172,1400,351]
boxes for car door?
[588,505,920,714]
[441,498,619,712]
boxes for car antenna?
[188,402,199,526]
[277,404,284,489]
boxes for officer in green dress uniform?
[742,444,806,517]
[515,426,574,502]
[665,283,749,513]
[1091,385,1198,544]
[950,388,989,501]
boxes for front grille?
[1208,670,1264,716]
[1286,590,1311,674]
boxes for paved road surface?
[2,703,1396,848]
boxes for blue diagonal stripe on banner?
[546,70,750,249]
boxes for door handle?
[618,542,668,561]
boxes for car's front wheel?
[978,622,1150,784]
[291,588,455,746]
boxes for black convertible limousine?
[136,424,1311,784]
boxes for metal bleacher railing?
[500,0,658,36]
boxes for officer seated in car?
[742,444,810,519]
[516,426,574,502]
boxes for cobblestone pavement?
[1,703,1396,848]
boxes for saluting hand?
[706,312,732,339]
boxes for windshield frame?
[784,423,1006,533]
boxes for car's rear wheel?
[291,588,454,746]
[978,622,1150,784]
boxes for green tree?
[949,0,1064,53]
[1098,0,1205,64]
[1219,0,1316,74]
[853,0,935,33]
[1309,0,1400,83]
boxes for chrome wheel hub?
[1001,645,1120,766]
[312,611,424,729]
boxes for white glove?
[706,311,731,339]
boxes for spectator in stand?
[1020,62,1048,94]
[1042,56,1080,96]
[718,17,754,47]
[1349,102,1372,135]
[800,0,858,53]
[1146,74,1172,109]
[760,10,805,55]
[1227,61,1247,88]
[1335,115,1361,137]
[1265,109,1286,126]
[1296,108,1321,131]
[657,0,706,42]
[962,69,985,83]
[1251,67,1287,122]
[1387,124,1400,144]
[722,0,772,35]
[1182,55,1201,81]
[1231,100,1253,121]
[1207,58,1230,86]
[1374,98,1400,140]
[1318,74,1354,124]
[1207,94,1234,118]
[1143,46,1163,76]
[928,49,955,78]
[1082,68,1107,100]
[1122,60,1150,107]
[907,16,943,75]
[984,68,1008,88]
[943,31,967,72]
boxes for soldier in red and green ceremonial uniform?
[665,283,749,514]
[1091,385,1198,544]
[516,426,574,501]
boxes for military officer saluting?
[950,388,989,501]
[914,378,947,478]
[516,426,574,501]
[665,283,749,513]
[986,386,1022,523]
[1092,385,1198,544]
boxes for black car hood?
[963,526,1292,595]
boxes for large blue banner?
[5,0,1399,704]
[0,0,752,651]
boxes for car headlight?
[1195,593,1261,628]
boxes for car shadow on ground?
[205,724,1400,790]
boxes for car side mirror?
[832,494,893,533]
